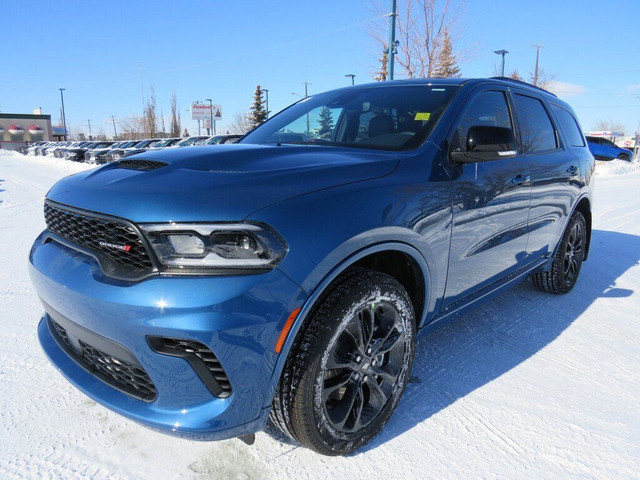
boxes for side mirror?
[451,125,517,163]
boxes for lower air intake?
[148,336,232,398]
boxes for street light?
[59,88,67,140]
[263,89,270,119]
[345,74,356,86]
[205,98,214,135]
[494,50,509,77]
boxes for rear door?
[510,90,582,260]
[443,87,532,306]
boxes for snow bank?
[0,149,94,176]
[595,158,640,176]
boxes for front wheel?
[270,270,416,455]
[617,153,630,161]
[532,211,587,294]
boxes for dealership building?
[0,111,55,150]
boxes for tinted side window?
[513,94,557,153]
[551,105,585,147]
[451,90,515,152]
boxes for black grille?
[149,337,232,397]
[117,159,167,171]
[50,319,157,401]
[44,202,153,272]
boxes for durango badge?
[99,241,131,252]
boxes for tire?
[532,211,587,294]
[617,154,629,161]
[270,269,416,455]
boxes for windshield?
[241,84,459,151]
[176,137,199,146]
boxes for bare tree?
[160,108,166,138]
[529,68,555,90]
[368,0,465,79]
[593,120,626,133]
[229,112,251,134]
[119,116,145,140]
[143,85,158,138]
[170,90,181,137]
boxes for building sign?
[191,102,223,122]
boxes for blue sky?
[2,0,639,136]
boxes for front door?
[444,88,532,306]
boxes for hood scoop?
[117,159,167,171]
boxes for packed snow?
[0,149,638,479]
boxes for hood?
[46,144,399,222]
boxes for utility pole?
[87,119,92,139]
[494,50,509,77]
[532,44,542,86]
[110,115,118,140]
[263,89,270,119]
[345,74,356,85]
[206,98,214,136]
[59,88,67,140]
[387,0,397,80]
[303,82,311,135]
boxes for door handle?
[511,174,531,185]
[566,165,579,176]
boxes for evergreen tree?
[248,85,267,129]
[183,128,189,137]
[374,48,388,82]
[317,107,334,139]
[432,28,460,78]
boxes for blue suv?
[586,135,633,161]
[30,78,594,455]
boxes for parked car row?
[23,134,242,164]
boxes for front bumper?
[30,234,306,440]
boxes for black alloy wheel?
[270,269,416,455]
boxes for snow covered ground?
[0,150,638,479]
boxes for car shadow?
[353,229,639,453]
[263,229,640,451]
[0,178,5,204]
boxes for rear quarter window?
[551,104,585,147]
[513,94,558,153]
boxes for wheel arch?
[574,195,592,260]
[264,242,431,408]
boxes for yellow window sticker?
[414,112,431,121]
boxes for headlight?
[140,223,287,274]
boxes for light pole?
[205,98,215,136]
[59,88,67,140]
[494,50,509,77]
[263,89,269,119]
[345,74,356,85]
[387,0,397,80]
[87,119,92,140]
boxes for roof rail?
[489,77,557,97]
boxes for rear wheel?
[532,211,586,294]
[270,270,416,455]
